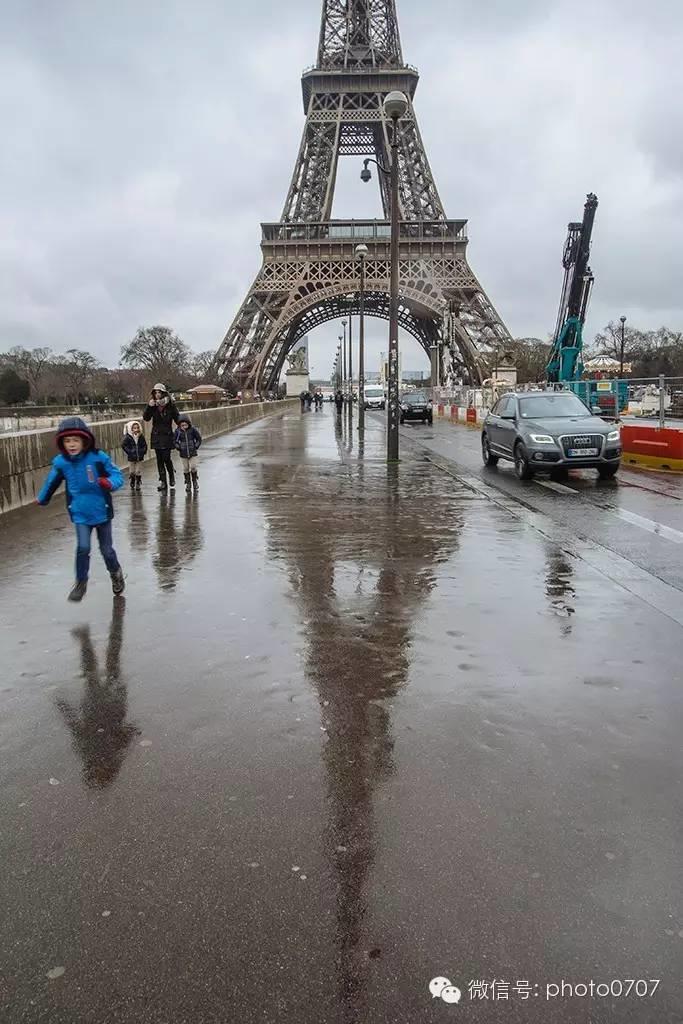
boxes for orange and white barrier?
[621,425,683,472]
[436,403,489,426]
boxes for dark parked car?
[400,392,433,425]
[481,391,622,480]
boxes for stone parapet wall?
[0,400,298,515]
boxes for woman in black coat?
[142,383,180,491]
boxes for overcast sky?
[2,0,682,379]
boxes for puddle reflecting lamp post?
[355,243,369,431]
[347,311,354,420]
[361,90,408,462]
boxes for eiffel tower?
[212,0,512,393]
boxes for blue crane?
[546,193,598,384]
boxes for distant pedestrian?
[300,390,307,413]
[314,390,323,410]
[174,414,202,494]
[37,417,125,602]
[142,383,180,492]
[121,420,147,491]
[305,391,313,411]
[334,389,344,416]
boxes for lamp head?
[360,160,372,184]
[620,315,627,325]
[383,90,409,120]
[355,243,369,259]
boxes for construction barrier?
[466,407,478,425]
[621,425,683,472]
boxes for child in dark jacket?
[174,414,202,494]
[121,420,148,490]
[38,417,125,602]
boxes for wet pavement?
[1,407,682,1023]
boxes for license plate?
[568,447,598,457]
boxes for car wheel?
[481,434,499,467]
[597,464,619,479]
[514,442,534,480]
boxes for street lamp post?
[340,326,346,401]
[361,89,408,463]
[341,319,348,405]
[355,243,369,431]
[619,315,626,376]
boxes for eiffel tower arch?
[212,0,512,392]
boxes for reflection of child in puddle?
[153,492,203,591]
[55,601,140,789]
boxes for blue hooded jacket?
[37,417,124,525]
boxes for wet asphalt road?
[1,407,682,1024]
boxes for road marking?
[611,508,683,544]
[536,479,577,495]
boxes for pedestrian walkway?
[1,406,681,1024]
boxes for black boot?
[184,472,191,494]
[191,469,199,493]
[130,474,136,489]
[168,468,176,490]
[110,569,125,596]
[68,580,88,602]
[157,475,167,492]
[136,475,142,491]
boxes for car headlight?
[607,430,620,442]
[529,434,555,444]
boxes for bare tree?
[0,346,54,400]
[504,338,551,384]
[591,322,683,377]
[120,326,192,383]
[190,350,216,381]
[56,349,102,402]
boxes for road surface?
[1,407,681,1023]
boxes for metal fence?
[433,375,683,427]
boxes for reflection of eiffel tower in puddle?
[254,449,462,1019]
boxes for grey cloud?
[1,0,681,375]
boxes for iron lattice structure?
[212,0,512,392]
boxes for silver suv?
[481,391,621,480]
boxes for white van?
[364,385,386,410]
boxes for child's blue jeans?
[75,521,120,582]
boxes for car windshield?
[518,394,590,419]
[405,393,428,404]
[365,387,383,397]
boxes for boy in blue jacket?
[38,417,125,602]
